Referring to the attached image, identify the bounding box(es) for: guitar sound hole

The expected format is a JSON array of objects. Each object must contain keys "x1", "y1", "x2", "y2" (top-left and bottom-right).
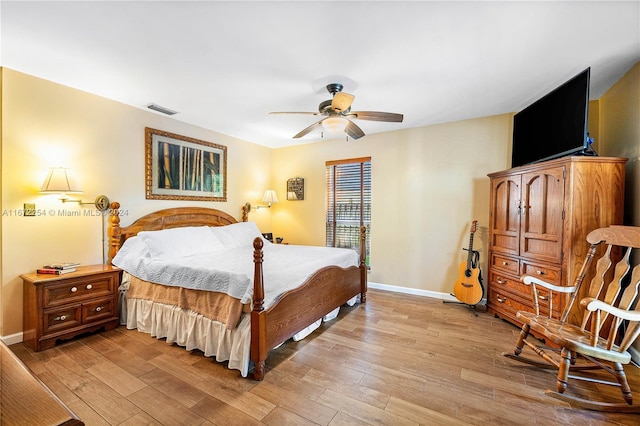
[{"x1": 465, "y1": 270, "x2": 472, "y2": 278}]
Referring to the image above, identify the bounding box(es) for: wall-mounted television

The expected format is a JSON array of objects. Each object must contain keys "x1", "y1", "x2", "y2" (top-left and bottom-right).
[{"x1": 511, "y1": 68, "x2": 594, "y2": 168}]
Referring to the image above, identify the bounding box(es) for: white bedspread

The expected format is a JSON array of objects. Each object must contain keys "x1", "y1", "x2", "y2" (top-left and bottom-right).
[{"x1": 112, "y1": 229, "x2": 359, "y2": 309}]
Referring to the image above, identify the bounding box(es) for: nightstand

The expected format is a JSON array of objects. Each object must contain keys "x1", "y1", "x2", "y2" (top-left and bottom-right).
[{"x1": 22, "y1": 264, "x2": 121, "y2": 352}]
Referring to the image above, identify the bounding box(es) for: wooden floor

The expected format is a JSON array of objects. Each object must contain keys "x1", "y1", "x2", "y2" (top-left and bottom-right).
[{"x1": 10, "y1": 289, "x2": 640, "y2": 425}]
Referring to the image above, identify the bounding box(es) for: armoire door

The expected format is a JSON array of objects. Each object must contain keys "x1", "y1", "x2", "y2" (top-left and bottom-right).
[
  {"x1": 519, "y1": 166, "x2": 565, "y2": 264},
  {"x1": 489, "y1": 174, "x2": 521, "y2": 256}
]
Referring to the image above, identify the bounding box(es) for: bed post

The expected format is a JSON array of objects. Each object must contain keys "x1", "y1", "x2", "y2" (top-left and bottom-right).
[
  {"x1": 107, "y1": 202, "x2": 122, "y2": 264},
  {"x1": 251, "y1": 237, "x2": 267, "y2": 380},
  {"x1": 241, "y1": 203, "x2": 250, "y2": 222},
  {"x1": 360, "y1": 225, "x2": 368, "y2": 303}
]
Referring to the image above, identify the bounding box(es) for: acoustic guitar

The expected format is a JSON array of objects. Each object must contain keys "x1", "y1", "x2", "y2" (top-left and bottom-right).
[{"x1": 453, "y1": 220, "x2": 483, "y2": 306}]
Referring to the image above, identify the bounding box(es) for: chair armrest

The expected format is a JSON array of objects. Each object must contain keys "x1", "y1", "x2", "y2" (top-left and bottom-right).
[
  {"x1": 582, "y1": 298, "x2": 640, "y2": 322},
  {"x1": 521, "y1": 275, "x2": 575, "y2": 293}
]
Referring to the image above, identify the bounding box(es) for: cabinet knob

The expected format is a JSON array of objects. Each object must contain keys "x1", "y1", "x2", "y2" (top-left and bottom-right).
[
  {"x1": 54, "y1": 315, "x2": 68, "y2": 321},
  {"x1": 502, "y1": 261, "x2": 509, "y2": 266},
  {"x1": 95, "y1": 306, "x2": 102, "y2": 312},
  {"x1": 70, "y1": 287, "x2": 78, "y2": 293},
  {"x1": 496, "y1": 295, "x2": 506, "y2": 303},
  {"x1": 86, "y1": 284, "x2": 93, "y2": 290},
  {"x1": 538, "y1": 294, "x2": 549, "y2": 301},
  {"x1": 496, "y1": 277, "x2": 506, "y2": 285},
  {"x1": 536, "y1": 270, "x2": 545, "y2": 275}
]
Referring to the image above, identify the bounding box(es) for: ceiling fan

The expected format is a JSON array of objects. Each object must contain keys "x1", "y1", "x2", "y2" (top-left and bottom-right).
[{"x1": 270, "y1": 83, "x2": 403, "y2": 140}]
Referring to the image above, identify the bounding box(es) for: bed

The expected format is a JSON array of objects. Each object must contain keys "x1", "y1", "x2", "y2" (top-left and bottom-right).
[{"x1": 107, "y1": 202, "x2": 367, "y2": 380}]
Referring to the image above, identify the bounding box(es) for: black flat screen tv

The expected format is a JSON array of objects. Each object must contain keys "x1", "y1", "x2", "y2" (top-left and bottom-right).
[{"x1": 511, "y1": 68, "x2": 593, "y2": 168}]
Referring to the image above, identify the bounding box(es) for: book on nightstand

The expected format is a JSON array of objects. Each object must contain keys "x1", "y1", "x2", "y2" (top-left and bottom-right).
[
  {"x1": 41, "y1": 262, "x2": 81, "y2": 270},
  {"x1": 36, "y1": 268, "x2": 77, "y2": 275}
]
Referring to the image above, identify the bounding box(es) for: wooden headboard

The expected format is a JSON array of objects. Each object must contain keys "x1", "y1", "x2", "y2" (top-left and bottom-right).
[{"x1": 107, "y1": 202, "x2": 248, "y2": 263}]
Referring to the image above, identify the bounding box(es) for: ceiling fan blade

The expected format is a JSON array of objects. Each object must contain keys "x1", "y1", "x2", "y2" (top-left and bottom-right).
[
  {"x1": 331, "y1": 92, "x2": 355, "y2": 112},
  {"x1": 293, "y1": 119, "x2": 325, "y2": 139},
  {"x1": 270, "y1": 111, "x2": 320, "y2": 115},
  {"x1": 349, "y1": 111, "x2": 404, "y2": 122},
  {"x1": 344, "y1": 120, "x2": 365, "y2": 140}
]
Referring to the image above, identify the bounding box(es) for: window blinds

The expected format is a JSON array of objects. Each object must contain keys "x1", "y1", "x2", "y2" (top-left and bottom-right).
[{"x1": 326, "y1": 157, "x2": 371, "y2": 267}]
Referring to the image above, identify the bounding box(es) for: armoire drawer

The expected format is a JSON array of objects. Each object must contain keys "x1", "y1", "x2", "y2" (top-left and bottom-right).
[
  {"x1": 521, "y1": 261, "x2": 561, "y2": 285},
  {"x1": 489, "y1": 280, "x2": 560, "y2": 318},
  {"x1": 490, "y1": 254, "x2": 520, "y2": 276}
]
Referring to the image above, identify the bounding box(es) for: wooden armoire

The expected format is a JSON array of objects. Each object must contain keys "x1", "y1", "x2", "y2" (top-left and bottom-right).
[{"x1": 487, "y1": 156, "x2": 626, "y2": 329}]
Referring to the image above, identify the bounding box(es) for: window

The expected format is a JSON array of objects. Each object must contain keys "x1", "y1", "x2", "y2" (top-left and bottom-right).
[{"x1": 326, "y1": 157, "x2": 371, "y2": 267}]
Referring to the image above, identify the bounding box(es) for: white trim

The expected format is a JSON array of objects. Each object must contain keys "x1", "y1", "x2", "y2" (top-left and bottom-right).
[
  {"x1": 1, "y1": 332, "x2": 23, "y2": 346},
  {"x1": 368, "y1": 281, "x2": 487, "y2": 305}
]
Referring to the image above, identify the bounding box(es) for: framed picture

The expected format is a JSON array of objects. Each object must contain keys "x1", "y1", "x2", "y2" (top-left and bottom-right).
[
  {"x1": 145, "y1": 127, "x2": 227, "y2": 201},
  {"x1": 287, "y1": 177, "x2": 304, "y2": 200}
]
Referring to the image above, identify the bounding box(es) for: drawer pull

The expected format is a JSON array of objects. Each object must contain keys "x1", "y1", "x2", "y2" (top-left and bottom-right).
[
  {"x1": 538, "y1": 295, "x2": 549, "y2": 301},
  {"x1": 95, "y1": 306, "x2": 103, "y2": 312},
  {"x1": 502, "y1": 261, "x2": 509, "y2": 266},
  {"x1": 496, "y1": 295, "x2": 506, "y2": 303},
  {"x1": 536, "y1": 270, "x2": 546, "y2": 275},
  {"x1": 54, "y1": 315, "x2": 68, "y2": 321},
  {"x1": 496, "y1": 277, "x2": 507, "y2": 285},
  {"x1": 86, "y1": 284, "x2": 93, "y2": 290},
  {"x1": 70, "y1": 287, "x2": 78, "y2": 293}
]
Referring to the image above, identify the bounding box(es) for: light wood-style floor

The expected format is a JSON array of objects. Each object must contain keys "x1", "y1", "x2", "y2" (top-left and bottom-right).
[{"x1": 10, "y1": 289, "x2": 640, "y2": 425}]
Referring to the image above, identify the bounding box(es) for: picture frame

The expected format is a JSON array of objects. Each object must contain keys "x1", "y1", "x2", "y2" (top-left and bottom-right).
[
  {"x1": 145, "y1": 127, "x2": 227, "y2": 201},
  {"x1": 287, "y1": 177, "x2": 304, "y2": 200}
]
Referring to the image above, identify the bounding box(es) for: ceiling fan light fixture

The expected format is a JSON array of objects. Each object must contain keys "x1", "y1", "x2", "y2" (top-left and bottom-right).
[{"x1": 322, "y1": 117, "x2": 348, "y2": 133}]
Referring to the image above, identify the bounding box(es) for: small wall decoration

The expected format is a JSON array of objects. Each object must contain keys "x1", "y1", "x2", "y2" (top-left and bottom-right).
[
  {"x1": 287, "y1": 177, "x2": 304, "y2": 201},
  {"x1": 145, "y1": 127, "x2": 227, "y2": 201}
]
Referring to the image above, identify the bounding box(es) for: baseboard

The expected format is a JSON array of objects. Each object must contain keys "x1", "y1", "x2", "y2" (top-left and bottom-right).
[
  {"x1": 0, "y1": 332, "x2": 23, "y2": 346},
  {"x1": 367, "y1": 281, "x2": 487, "y2": 305},
  {"x1": 0, "y1": 284, "x2": 470, "y2": 346}
]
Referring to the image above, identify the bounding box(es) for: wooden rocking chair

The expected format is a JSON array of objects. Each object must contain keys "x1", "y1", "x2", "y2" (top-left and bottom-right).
[{"x1": 503, "y1": 225, "x2": 640, "y2": 412}]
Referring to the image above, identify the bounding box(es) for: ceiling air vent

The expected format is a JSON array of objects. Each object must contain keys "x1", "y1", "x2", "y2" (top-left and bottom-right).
[{"x1": 146, "y1": 103, "x2": 178, "y2": 115}]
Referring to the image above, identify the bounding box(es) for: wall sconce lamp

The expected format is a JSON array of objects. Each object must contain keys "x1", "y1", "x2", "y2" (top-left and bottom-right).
[
  {"x1": 256, "y1": 189, "x2": 279, "y2": 209},
  {"x1": 40, "y1": 167, "x2": 110, "y2": 210},
  {"x1": 243, "y1": 189, "x2": 279, "y2": 218}
]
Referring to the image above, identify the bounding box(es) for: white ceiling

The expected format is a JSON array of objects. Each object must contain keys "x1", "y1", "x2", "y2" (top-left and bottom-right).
[{"x1": 2, "y1": 1, "x2": 639, "y2": 148}]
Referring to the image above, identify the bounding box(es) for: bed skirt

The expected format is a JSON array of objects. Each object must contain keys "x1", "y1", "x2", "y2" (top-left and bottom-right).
[
  {"x1": 126, "y1": 298, "x2": 253, "y2": 376},
  {"x1": 124, "y1": 296, "x2": 353, "y2": 377}
]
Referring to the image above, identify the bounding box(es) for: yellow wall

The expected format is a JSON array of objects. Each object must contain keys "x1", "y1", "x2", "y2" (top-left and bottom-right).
[
  {"x1": 599, "y1": 61, "x2": 640, "y2": 226},
  {"x1": 0, "y1": 69, "x2": 273, "y2": 338},
  {"x1": 0, "y1": 69, "x2": 3, "y2": 336},
  {"x1": 597, "y1": 61, "x2": 640, "y2": 360},
  {"x1": 271, "y1": 115, "x2": 512, "y2": 294}
]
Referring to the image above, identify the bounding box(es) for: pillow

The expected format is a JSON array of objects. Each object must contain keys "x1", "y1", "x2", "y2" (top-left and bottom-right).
[
  {"x1": 111, "y1": 236, "x2": 152, "y2": 270},
  {"x1": 138, "y1": 226, "x2": 224, "y2": 260},
  {"x1": 210, "y1": 221, "x2": 265, "y2": 249}
]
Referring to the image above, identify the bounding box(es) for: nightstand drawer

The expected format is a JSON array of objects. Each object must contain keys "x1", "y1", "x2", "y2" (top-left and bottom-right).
[
  {"x1": 82, "y1": 297, "x2": 116, "y2": 323},
  {"x1": 43, "y1": 306, "x2": 82, "y2": 335},
  {"x1": 43, "y1": 275, "x2": 116, "y2": 308}
]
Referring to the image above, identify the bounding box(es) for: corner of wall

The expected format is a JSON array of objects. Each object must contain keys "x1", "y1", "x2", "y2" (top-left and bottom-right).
[
  {"x1": 1, "y1": 66, "x2": 4, "y2": 337},
  {"x1": 588, "y1": 99, "x2": 600, "y2": 152}
]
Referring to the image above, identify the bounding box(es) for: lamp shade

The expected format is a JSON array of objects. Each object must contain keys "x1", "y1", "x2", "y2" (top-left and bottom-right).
[
  {"x1": 322, "y1": 116, "x2": 348, "y2": 132},
  {"x1": 40, "y1": 167, "x2": 83, "y2": 193},
  {"x1": 261, "y1": 189, "x2": 279, "y2": 204}
]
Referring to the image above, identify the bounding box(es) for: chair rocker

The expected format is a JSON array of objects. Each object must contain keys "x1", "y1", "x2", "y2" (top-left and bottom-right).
[{"x1": 503, "y1": 225, "x2": 640, "y2": 412}]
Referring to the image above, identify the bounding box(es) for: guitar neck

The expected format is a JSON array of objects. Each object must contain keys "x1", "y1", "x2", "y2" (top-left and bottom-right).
[{"x1": 466, "y1": 233, "x2": 475, "y2": 268}]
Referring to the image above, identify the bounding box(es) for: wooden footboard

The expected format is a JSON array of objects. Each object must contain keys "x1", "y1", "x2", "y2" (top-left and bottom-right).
[{"x1": 250, "y1": 226, "x2": 367, "y2": 380}]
